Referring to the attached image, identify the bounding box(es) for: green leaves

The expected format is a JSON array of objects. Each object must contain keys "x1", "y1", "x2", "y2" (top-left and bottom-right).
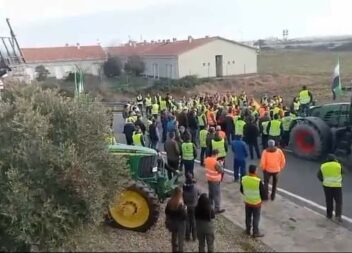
[{"x1": 0, "y1": 84, "x2": 128, "y2": 251}]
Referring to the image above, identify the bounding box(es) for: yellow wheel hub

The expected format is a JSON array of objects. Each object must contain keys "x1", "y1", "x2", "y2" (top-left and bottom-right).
[{"x1": 109, "y1": 190, "x2": 150, "y2": 229}]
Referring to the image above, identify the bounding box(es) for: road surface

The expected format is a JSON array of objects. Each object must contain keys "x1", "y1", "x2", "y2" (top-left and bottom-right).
[{"x1": 113, "y1": 113, "x2": 352, "y2": 221}]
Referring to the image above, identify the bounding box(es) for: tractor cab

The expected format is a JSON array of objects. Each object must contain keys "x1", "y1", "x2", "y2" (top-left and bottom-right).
[{"x1": 308, "y1": 102, "x2": 350, "y2": 128}]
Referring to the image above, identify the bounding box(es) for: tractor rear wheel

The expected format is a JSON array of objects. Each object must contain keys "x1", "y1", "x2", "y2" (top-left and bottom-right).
[
  {"x1": 290, "y1": 119, "x2": 331, "y2": 160},
  {"x1": 108, "y1": 182, "x2": 160, "y2": 232}
]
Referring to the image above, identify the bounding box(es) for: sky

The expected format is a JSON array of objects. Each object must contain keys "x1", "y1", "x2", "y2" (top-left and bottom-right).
[{"x1": 0, "y1": 0, "x2": 351, "y2": 47}]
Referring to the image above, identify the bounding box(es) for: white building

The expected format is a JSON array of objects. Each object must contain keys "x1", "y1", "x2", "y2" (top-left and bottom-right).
[
  {"x1": 21, "y1": 44, "x2": 106, "y2": 81},
  {"x1": 106, "y1": 36, "x2": 257, "y2": 79}
]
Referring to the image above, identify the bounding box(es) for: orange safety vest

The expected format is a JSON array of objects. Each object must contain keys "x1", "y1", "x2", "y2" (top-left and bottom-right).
[
  {"x1": 207, "y1": 111, "x2": 216, "y2": 126},
  {"x1": 204, "y1": 157, "x2": 222, "y2": 182}
]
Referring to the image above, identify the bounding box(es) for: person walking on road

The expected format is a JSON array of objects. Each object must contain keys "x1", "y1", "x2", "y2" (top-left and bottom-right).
[
  {"x1": 244, "y1": 118, "x2": 261, "y2": 160},
  {"x1": 204, "y1": 150, "x2": 225, "y2": 214},
  {"x1": 231, "y1": 136, "x2": 248, "y2": 182},
  {"x1": 317, "y1": 154, "x2": 344, "y2": 222},
  {"x1": 206, "y1": 127, "x2": 216, "y2": 157},
  {"x1": 165, "y1": 187, "x2": 187, "y2": 253},
  {"x1": 199, "y1": 125, "x2": 209, "y2": 166},
  {"x1": 180, "y1": 133, "x2": 197, "y2": 177},
  {"x1": 195, "y1": 193, "x2": 216, "y2": 252},
  {"x1": 164, "y1": 132, "x2": 181, "y2": 180},
  {"x1": 240, "y1": 165, "x2": 266, "y2": 237},
  {"x1": 183, "y1": 173, "x2": 200, "y2": 241},
  {"x1": 234, "y1": 116, "x2": 246, "y2": 139},
  {"x1": 260, "y1": 139, "x2": 286, "y2": 201}
]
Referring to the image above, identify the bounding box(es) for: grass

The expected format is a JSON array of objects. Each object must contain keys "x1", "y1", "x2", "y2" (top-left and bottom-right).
[
  {"x1": 105, "y1": 74, "x2": 152, "y2": 94},
  {"x1": 258, "y1": 49, "x2": 352, "y2": 76}
]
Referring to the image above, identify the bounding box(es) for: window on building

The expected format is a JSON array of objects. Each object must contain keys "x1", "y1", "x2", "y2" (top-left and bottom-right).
[
  {"x1": 203, "y1": 63, "x2": 206, "y2": 66},
  {"x1": 232, "y1": 60, "x2": 235, "y2": 64}
]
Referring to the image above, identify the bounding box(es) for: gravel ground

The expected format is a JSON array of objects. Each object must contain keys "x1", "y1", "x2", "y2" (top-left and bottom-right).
[{"x1": 59, "y1": 205, "x2": 272, "y2": 252}]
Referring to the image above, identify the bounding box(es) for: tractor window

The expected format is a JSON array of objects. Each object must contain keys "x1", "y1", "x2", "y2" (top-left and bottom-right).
[
  {"x1": 138, "y1": 156, "x2": 157, "y2": 178},
  {"x1": 339, "y1": 104, "x2": 350, "y2": 127}
]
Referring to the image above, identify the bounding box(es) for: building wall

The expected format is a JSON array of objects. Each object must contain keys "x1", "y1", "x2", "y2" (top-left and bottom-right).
[
  {"x1": 142, "y1": 56, "x2": 179, "y2": 79},
  {"x1": 25, "y1": 60, "x2": 104, "y2": 80},
  {"x1": 178, "y1": 39, "x2": 257, "y2": 78}
]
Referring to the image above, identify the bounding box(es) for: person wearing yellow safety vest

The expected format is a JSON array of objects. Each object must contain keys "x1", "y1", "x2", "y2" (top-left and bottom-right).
[
  {"x1": 281, "y1": 111, "x2": 293, "y2": 147},
  {"x1": 291, "y1": 97, "x2": 300, "y2": 115},
  {"x1": 151, "y1": 100, "x2": 159, "y2": 119},
  {"x1": 210, "y1": 132, "x2": 228, "y2": 181},
  {"x1": 317, "y1": 154, "x2": 344, "y2": 222},
  {"x1": 180, "y1": 133, "x2": 197, "y2": 177},
  {"x1": 144, "y1": 94, "x2": 152, "y2": 116},
  {"x1": 235, "y1": 116, "x2": 246, "y2": 139},
  {"x1": 199, "y1": 125, "x2": 209, "y2": 166},
  {"x1": 197, "y1": 110, "x2": 207, "y2": 130},
  {"x1": 298, "y1": 85, "x2": 313, "y2": 116},
  {"x1": 240, "y1": 165, "x2": 266, "y2": 237},
  {"x1": 259, "y1": 112, "x2": 271, "y2": 149},
  {"x1": 132, "y1": 126, "x2": 145, "y2": 147},
  {"x1": 266, "y1": 114, "x2": 283, "y2": 147},
  {"x1": 160, "y1": 98, "x2": 168, "y2": 113},
  {"x1": 204, "y1": 149, "x2": 225, "y2": 214}
]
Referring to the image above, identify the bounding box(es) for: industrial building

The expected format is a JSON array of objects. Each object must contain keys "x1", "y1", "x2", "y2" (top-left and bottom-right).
[{"x1": 106, "y1": 36, "x2": 258, "y2": 79}]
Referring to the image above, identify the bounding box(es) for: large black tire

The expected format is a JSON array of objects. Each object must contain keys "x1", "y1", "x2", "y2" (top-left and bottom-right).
[
  {"x1": 290, "y1": 117, "x2": 331, "y2": 160},
  {"x1": 108, "y1": 181, "x2": 160, "y2": 232}
]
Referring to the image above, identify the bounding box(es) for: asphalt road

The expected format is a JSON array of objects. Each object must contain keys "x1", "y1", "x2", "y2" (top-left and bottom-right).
[{"x1": 113, "y1": 113, "x2": 352, "y2": 220}]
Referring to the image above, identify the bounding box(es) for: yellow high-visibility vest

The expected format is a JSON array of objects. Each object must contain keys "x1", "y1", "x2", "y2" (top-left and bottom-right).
[
  {"x1": 281, "y1": 116, "x2": 292, "y2": 131},
  {"x1": 145, "y1": 97, "x2": 152, "y2": 107},
  {"x1": 269, "y1": 119, "x2": 281, "y2": 136},
  {"x1": 261, "y1": 121, "x2": 269, "y2": 135},
  {"x1": 235, "y1": 120, "x2": 246, "y2": 136},
  {"x1": 151, "y1": 103, "x2": 159, "y2": 115},
  {"x1": 199, "y1": 129, "x2": 208, "y2": 148},
  {"x1": 132, "y1": 132, "x2": 143, "y2": 146},
  {"x1": 242, "y1": 175, "x2": 261, "y2": 205},
  {"x1": 212, "y1": 139, "x2": 226, "y2": 158},
  {"x1": 299, "y1": 90, "x2": 311, "y2": 104},
  {"x1": 182, "y1": 142, "x2": 194, "y2": 160},
  {"x1": 321, "y1": 161, "x2": 342, "y2": 187}
]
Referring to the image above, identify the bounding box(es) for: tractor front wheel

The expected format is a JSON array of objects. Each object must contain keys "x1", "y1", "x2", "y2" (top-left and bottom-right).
[
  {"x1": 108, "y1": 182, "x2": 160, "y2": 232},
  {"x1": 290, "y1": 120, "x2": 330, "y2": 160}
]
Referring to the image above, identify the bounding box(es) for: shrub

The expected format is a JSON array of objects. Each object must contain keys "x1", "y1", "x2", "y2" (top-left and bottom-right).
[
  {"x1": 103, "y1": 56, "x2": 122, "y2": 78},
  {"x1": 124, "y1": 55, "x2": 145, "y2": 76},
  {"x1": 35, "y1": 65, "x2": 50, "y2": 81},
  {"x1": 0, "y1": 84, "x2": 128, "y2": 251}
]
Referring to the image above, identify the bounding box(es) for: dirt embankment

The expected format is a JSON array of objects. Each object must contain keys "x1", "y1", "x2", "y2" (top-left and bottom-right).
[{"x1": 59, "y1": 204, "x2": 271, "y2": 252}]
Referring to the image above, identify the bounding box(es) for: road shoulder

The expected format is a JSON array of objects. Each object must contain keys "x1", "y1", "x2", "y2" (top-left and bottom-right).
[{"x1": 194, "y1": 163, "x2": 352, "y2": 252}]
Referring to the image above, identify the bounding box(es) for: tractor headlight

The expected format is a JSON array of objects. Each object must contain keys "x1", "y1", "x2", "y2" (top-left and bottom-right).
[{"x1": 152, "y1": 166, "x2": 158, "y2": 172}]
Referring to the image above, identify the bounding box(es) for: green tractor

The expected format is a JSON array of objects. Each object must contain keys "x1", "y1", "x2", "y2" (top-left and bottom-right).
[
  {"x1": 289, "y1": 102, "x2": 352, "y2": 161},
  {"x1": 106, "y1": 144, "x2": 179, "y2": 232}
]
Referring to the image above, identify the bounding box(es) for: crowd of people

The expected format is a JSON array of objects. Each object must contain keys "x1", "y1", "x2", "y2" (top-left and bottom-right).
[{"x1": 119, "y1": 86, "x2": 344, "y2": 253}]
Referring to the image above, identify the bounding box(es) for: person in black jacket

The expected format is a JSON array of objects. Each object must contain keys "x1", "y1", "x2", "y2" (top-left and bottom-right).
[
  {"x1": 165, "y1": 187, "x2": 187, "y2": 253},
  {"x1": 244, "y1": 118, "x2": 261, "y2": 160},
  {"x1": 188, "y1": 109, "x2": 199, "y2": 146},
  {"x1": 195, "y1": 193, "x2": 215, "y2": 253},
  {"x1": 183, "y1": 173, "x2": 200, "y2": 241},
  {"x1": 148, "y1": 118, "x2": 159, "y2": 150},
  {"x1": 123, "y1": 121, "x2": 135, "y2": 145},
  {"x1": 134, "y1": 115, "x2": 146, "y2": 134}
]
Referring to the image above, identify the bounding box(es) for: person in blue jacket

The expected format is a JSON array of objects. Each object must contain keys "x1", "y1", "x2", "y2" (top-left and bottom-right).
[{"x1": 231, "y1": 135, "x2": 248, "y2": 182}]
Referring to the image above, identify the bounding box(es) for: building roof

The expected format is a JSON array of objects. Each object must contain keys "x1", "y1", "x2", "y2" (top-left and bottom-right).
[
  {"x1": 21, "y1": 45, "x2": 106, "y2": 63},
  {"x1": 106, "y1": 36, "x2": 256, "y2": 57}
]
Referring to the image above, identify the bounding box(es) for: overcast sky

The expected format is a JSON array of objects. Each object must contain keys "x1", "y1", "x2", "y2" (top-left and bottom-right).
[{"x1": 0, "y1": 0, "x2": 351, "y2": 47}]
